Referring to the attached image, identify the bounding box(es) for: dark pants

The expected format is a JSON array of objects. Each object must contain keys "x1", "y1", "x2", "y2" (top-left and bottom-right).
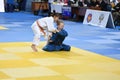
[
  {"x1": 48, "y1": 3, "x2": 51, "y2": 16},
  {"x1": 112, "y1": 12, "x2": 120, "y2": 26},
  {"x1": 6, "y1": 4, "x2": 14, "y2": 12},
  {"x1": 43, "y1": 44, "x2": 71, "y2": 51}
]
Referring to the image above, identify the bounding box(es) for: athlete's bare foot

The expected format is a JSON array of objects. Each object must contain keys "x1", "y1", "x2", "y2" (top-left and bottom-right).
[{"x1": 31, "y1": 44, "x2": 38, "y2": 52}]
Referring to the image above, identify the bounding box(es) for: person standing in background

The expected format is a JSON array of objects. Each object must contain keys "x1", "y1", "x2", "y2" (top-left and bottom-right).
[
  {"x1": 5, "y1": 0, "x2": 15, "y2": 12},
  {"x1": 78, "y1": 0, "x2": 84, "y2": 7},
  {"x1": 84, "y1": 0, "x2": 91, "y2": 7},
  {"x1": 48, "y1": 0, "x2": 54, "y2": 16},
  {"x1": 68, "y1": 0, "x2": 75, "y2": 6},
  {"x1": 112, "y1": 0, "x2": 120, "y2": 25},
  {"x1": 90, "y1": 0, "x2": 98, "y2": 7},
  {"x1": 64, "y1": 0, "x2": 68, "y2": 4},
  {"x1": 17, "y1": 0, "x2": 23, "y2": 11},
  {"x1": 113, "y1": 0, "x2": 120, "y2": 11},
  {"x1": 96, "y1": 0, "x2": 108, "y2": 11}
]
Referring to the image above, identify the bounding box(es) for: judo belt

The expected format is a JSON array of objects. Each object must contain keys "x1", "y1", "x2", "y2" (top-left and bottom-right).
[{"x1": 36, "y1": 20, "x2": 46, "y2": 36}]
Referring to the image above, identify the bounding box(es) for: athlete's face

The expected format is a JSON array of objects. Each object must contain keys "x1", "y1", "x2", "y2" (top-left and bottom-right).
[{"x1": 58, "y1": 23, "x2": 64, "y2": 30}]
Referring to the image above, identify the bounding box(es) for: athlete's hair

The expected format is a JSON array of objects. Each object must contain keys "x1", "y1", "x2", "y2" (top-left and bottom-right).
[
  {"x1": 56, "y1": 20, "x2": 64, "y2": 26},
  {"x1": 51, "y1": 10, "x2": 60, "y2": 17}
]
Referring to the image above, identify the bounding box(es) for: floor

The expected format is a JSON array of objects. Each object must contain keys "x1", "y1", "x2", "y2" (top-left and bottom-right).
[{"x1": 0, "y1": 12, "x2": 120, "y2": 80}]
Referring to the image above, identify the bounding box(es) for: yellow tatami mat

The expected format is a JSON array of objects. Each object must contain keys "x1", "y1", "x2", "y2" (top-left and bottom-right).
[
  {"x1": 0, "y1": 42, "x2": 120, "y2": 80},
  {"x1": 0, "y1": 26, "x2": 8, "y2": 30}
]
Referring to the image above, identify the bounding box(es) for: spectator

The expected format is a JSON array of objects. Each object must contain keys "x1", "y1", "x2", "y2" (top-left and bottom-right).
[
  {"x1": 68, "y1": 0, "x2": 75, "y2": 6},
  {"x1": 113, "y1": 0, "x2": 120, "y2": 12},
  {"x1": 84, "y1": 0, "x2": 91, "y2": 7},
  {"x1": 96, "y1": 0, "x2": 108, "y2": 11},
  {"x1": 5, "y1": 0, "x2": 15, "y2": 12},
  {"x1": 110, "y1": 0, "x2": 116, "y2": 8},
  {"x1": 112, "y1": 0, "x2": 120, "y2": 25},
  {"x1": 48, "y1": 0, "x2": 54, "y2": 16},
  {"x1": 78, "y1": 0, "x2": 84, "y2": 7},
  {"x1": 17, "y1": 0, "x2": 23, "y2": 11},
  {"x1": 90, "y1": 0, "x2": 98, "y2": 7}
]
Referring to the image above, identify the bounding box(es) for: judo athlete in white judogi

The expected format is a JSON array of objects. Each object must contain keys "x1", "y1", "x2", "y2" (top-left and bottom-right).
[{"x1": 31, "y1": 14, "x2": 59, "y2": 52}]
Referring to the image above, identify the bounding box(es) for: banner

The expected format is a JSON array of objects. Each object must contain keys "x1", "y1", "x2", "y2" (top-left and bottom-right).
[
  {"x1": 62, "y1": 6, "x2": 71, "y2": 16},
  {"x1": 51, "y1": 4, "x2": 63, "y2": 13},
  {"x1": 83, "y1": 9, "x2": 115, "y2": 28},
  {"x1": 0, "y1": 0, "x2": 5, "y2": 12}
]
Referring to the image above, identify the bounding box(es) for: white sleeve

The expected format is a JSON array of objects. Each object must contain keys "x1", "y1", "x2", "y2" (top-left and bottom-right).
[{"x1": 46, "y1": 19, "x2": 56, "y2": 32}]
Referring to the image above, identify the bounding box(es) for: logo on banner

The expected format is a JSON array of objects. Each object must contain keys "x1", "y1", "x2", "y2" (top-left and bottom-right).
[
  {"x1": 87, "y1": 13, "x2": 92, "y2": 23},
  {"x1": 99, "y1": 14, "x2": 104, "y2": 24}
]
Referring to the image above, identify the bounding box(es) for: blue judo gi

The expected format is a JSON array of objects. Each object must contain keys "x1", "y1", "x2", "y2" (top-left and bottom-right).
[{"x1": 43, "y1": 29, "x2": 71, "y2": 51}]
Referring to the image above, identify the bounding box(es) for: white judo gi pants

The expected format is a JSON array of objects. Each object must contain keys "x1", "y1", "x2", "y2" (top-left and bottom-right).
[{"x1": 31, "y1": 22, "x2": 44, "y2": 46}]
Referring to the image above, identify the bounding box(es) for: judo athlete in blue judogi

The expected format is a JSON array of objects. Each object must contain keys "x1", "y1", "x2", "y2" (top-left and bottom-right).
[{"x1": 43, "y1": 20, "x2": 71, "y2": 51}]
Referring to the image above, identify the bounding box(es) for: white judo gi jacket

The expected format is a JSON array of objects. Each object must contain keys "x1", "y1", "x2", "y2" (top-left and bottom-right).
[{"x1": 31, "y1": 17, "x2": 56, "y2": 46}]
